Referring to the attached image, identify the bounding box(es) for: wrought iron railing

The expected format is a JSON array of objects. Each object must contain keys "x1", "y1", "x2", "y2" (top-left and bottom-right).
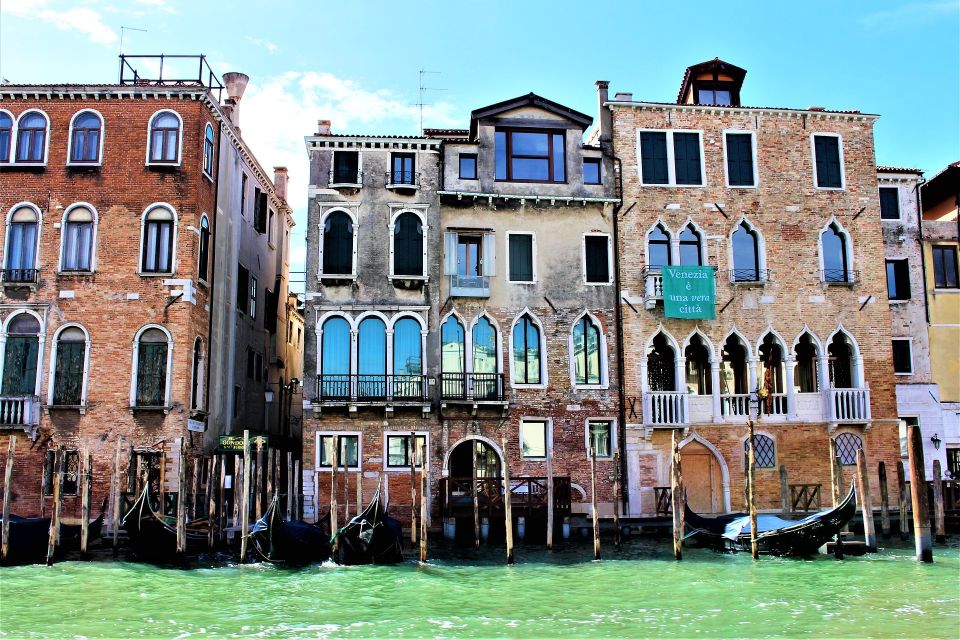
[
  {"x1": 328, "y1": 169, "x2": 363, "y2": 187},
  {"x1": 315, "y1": 374, "x2": 428, "y2": 403},
  {"x1": 1, "y1": 268, "x2": 39, "y2": 284},
  {"x1": 439, "y1": 373, "x2": 505, "y2": 402},
  {"x1": 821, "y1": 269, "x2": 860, "y2": 284},
  {"x1": 728, "y1": 268, "x2": 771, "y2": 284},
  {"x1": 118, "y1": 54, "x2": 224, "y2": 101},
  {"x1": 385, "y1": 170, "x2": 420, "y2": 187}
]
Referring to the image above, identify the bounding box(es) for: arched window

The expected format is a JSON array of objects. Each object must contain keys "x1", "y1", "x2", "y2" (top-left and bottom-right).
[
  {"x1": 828, "y1": 331, "x2": 856, "y2": 389},
  {"x1": 149, "y1": 111, "x2": 181, "y2": 164},
  {"x1": 357, "y1": 317, "x2": 386, "y2": 398},
  {"x1": 61, "y1": 205, "x2": 95, "y2": 272},
  {"x1": 202, "y1": 123, "x2": 215, "y2": 176},
  {"x1": 16, "y1": 111, "x2": 47, "y2": 163},
  {"x1": 679, "y1": 224, "x2": 703, "y2": 266},
  {"x1": 512, "y1": 314, "x2": 542, "y2": 385},
  {"x1": 69, "y1": 111, "x2": 102, "y2": 164},
  {"x1": 685, "y1": 334, "x2": 712, "y2": 395},
  {"x1": 731, "y1": 221, "x2": 760, "y2": 282},
  {"x1": 572, "y1": 315, "x2": 602, "y2": 386},
  {"x1": 440, "y1": 316, "x2": 465, "y2": 398},
  {"x1": 393, "y1": 211, "x2": 424, "y2": 277},
  {"x1": 473, "y1": 316, "x2": 499, "y2": 399},
  {"x1": 821, "y1": 222, "x2": 850, "y2": 283},
  {"x1": 53, "y1": 326, "x2": 86, "y2": 406},
  {"x1": 320, "y1": 316, "x2": 350, "y2": 398},
  {"x1": 198, "y1": 215, "x2": 210, "y2": 282},
  {"x1": 794, "y1": 333, "x2": 819, "y2": 393},
  {"x1": 141, "y1": 205, "x2": 175, "y2": 273},
  {"x1": 5, "y1": 206, "x2": 39, "y2": 282},
  {"x1": 393, "y1": 317, "x2": 422, "y2": 398},
  {"x1": 720, "y1": 334, "x2": 749, "y2": 396},
  {"x1": 190, "y1": 337, "x2": 204, "y2": 411},
  {"x1": 0, "y1": 112, "x2": 14, "y2": 162},
  {"x1": 647, "y1": 224, "x2": 672, "y2": 269},
  {"x1": 744, "y1": 434, "x2": 775, "y2": 468},
  {"x1": 833, "y1": 432, "x2": 863, "y2": 466},
  {"x1": 646, "y1": 333, "x2": 676, "y2": 392},
  {"x1": 322, "y1": 211, "x2": 354, "y2": 276},
  {"x1": 135, "y1": 328, "x2": 169, "y2": 407},
  {"x1": 758, "y1": 334, "x2": 785, "y2": 394},
  {"x1": 2, "y1": 314, "x2": 41, "y2": 396}
]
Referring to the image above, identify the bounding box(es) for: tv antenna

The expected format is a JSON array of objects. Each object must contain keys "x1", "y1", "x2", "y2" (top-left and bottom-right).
[
  {"x1": 120, "y1": 26, "x2": 147, "y2": 56},
  {"x1": 415, "y1": 69, "x2": 445, "y2": 135}
]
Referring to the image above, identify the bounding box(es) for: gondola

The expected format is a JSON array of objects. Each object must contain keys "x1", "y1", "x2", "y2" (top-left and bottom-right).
[
  {"x1": 248, "y1": 495, "x2": 330, "y2": 565},
  {"x1": 121, "y1": 485, "x2": 210, "y2": 561},
  {"x1": 333, "y1": 482, "x2": 404, "y2": 565},
  {"x1": 1, "y1": 498, "x2": 106, "y2": 566},
  {"x1": 683, "y1": 483, "x2": 858, "y2": 556}
]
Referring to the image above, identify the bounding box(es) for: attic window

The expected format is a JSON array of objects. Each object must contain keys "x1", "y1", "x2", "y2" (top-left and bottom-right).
[
  {"x1": 495, "y1": 129, "x2": 565, "y2": 183},
  {"x1": 697, "y1": 87, "x2": 732, "y2": 106}
]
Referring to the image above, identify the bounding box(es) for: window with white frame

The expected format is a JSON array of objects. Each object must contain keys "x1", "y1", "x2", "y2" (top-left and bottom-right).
[
  {"x1": 879, "y1": 187, "x2": 900, "y2": 220},
  {"x1": 724, "y1": 131, "x2": 756, "y2": 187},
  {"x1": 512, "y1": 313, "x2": 543, "y2": 385},
  {"x1": 321, "y1": 210, "x2": 355, "y2": 276},
  {"x1": 572, "y1": 314, "x2": 604, "y2": 386},
  {"x1": 520, "y1": 419, "x2": 548, "y2": 459},
  {"x1": 821, "y1": 221, "x2": 853, "y2": 283},
  {"x1": 5, "y1": 204, "x2": 40, "y2": 282},
  {"x1": 141, "y1": 205, "x2": 175, "y2": 274},
  {"x1": 134, "y1": 327, "x2": 170, "y2": 407},
  {"x1": 885, "y1": 259, "x2": 910, "y2": 301},
  {"x1": 202, "y1": 123, "x2": 215, "y2": 177},
  {"x1": 2, "y1": 313, "x2": 42, "y2": 396},
  {"x1": 392, "y1": 211, "x2": 425, "y2": 277},
  {"x1": 68, "y1": 111, "x2": 103, "y2": 165},
  {"x1": 507, "y1": 232, "x2": 535, "y2": 283},
  {"x1": 148, "y1": 111, "x2": 181, "y2": 164},
  {"x1": 0, "y1": 111, "x2": 12, "y2": 162},
  {"x1": 331, "y1": 151, "x2": 360, "y2": 185},
  {"x1": 52, "y1": 326, "x2": 87, "y2": 406},
  {"x1": 583, "y1": 234, "x2": 611, "y2": 284},
  {"x1": 647, "y1": 223, "x2": 672, "y2": 269},
  {"x1": 445, "y1": 231, "x2": 495, "y2": 294},
  {"x1": 16, "y1": 111, "x2": 48, "y2": 164},
  {"x1": 731, "y1": 220, "x2": 762, "y2": 282},
  {"x1": 679, "y1": 223, "x2": 703, "y2": 266},
  {"x1": 385, "y1": 434, "x2": 427, "y2": 469},
  {"x1": 587, "y1": 420, "x2": 613, "y2": 458},
  {"x1": 812, "y1": 134, "x2": 844, "y2": 189},
  {"x1": 638, "y1": 130, "x2": 704, "y2": 186},
  {"x1": 317, "y1": 433, "x2": 360, "y2": 468},
  {"x1": 61, "y1": 205, "x2": 95, "y2": 272}
]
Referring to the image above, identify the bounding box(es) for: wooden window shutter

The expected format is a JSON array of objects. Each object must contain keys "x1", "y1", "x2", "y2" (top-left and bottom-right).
[
  {"x1": 640, "y1": 132, "x2": 668, "y2": 184},
  {"x1": 673, "y1": 133, "x2": 702, "y2": 185},
  {"x1": 443, "y1": 232, "x2": 457, "y2": 275}
]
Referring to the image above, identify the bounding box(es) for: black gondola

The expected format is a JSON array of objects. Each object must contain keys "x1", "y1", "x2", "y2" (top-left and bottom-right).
[
  {"x1": 1, "y1": 499, "x2": 106, "y2": 566},
  {"x1": 121, "y1": 485, "x2": 209, "y2": 561},
  {"x1": 683, "y1": 483, "x2": 858, "y2": 556},
  {"x1": 333, "y1": 482, "x2": 403, "y2": 565},
  {"x1": 248, "y1": 495, "x2": 330, "y2": 565}
]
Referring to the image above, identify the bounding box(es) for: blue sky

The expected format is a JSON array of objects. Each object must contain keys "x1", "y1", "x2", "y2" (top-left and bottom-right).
[{"x1": 2, "y1": 0, "x2": 957, "y2": 289}]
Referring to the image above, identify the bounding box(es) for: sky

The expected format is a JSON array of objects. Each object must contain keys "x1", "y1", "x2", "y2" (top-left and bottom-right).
[{"x1": 1, "y1": 0, "x2": 958, "y2": 291}]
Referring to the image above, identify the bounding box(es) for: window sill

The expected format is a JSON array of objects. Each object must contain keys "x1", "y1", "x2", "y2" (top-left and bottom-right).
[
  {"x1": 197, "y1": 278, "x2": 209, "y2": 289},
  {"x1": 888, "y1": 299, "x2": 910, "y2": 304},
  {"x1": 725, "y1": 183, "x2": 758, "y2": 189},
  {"x1": 822, "y1": 281, "x2": 857, "y2": 287},
  {"x1": 43, "y1": 404, "x2": 87, "y2": 415},
  {"x1": 894, "y1": 372, "x2": 913, "y2": 376},
  {"x1": 58, "y1": 270, "x2": 95, "y2": 276},
  {"x1": 511, "y1": 384, "x2": 548, "y2": 390},
  {"x1": 0, "y1": 281, "x2": 40, "y2": 290},
  {"x1": 639, "y1": 182, "x2": 705, "y2": 188},
  {"x1": 584, "y1": 281, "x2": 613, "y2": 286},
  {"x1": 3, "y1": 161, "x2": 47, "y2": 169},
  {"x1": 520, "y1": 456, "x2": 547, "y2": 461},
  {"x1": 507, "y1": 280, "x2": 537, "y2": 285},
  {"x1": 573, "y1": 384, "x2": 609, "y2": 391},
  {"x1": 66, "y1": 162, "x2": 102, "y2": 169},
  {"x1": 138, "y1": 271, "x2": 176, "y2": 277},
  {"x1": 128, "y1": 405, "x2": 172, "y2": 414},
  {"x1": 814, "y1": 186, "x2": 845, "y2": 192},
  {"x1": 202, "y1": 170, "x2": 214, "y2": 183},
  {"x1": 145, "y1": 161, "x2": 182, "y2": 169},
  {"x1": 328, "y1": 182, "x2": 363, "y2": 189},
  {"x1": 932, "y1": 288, "x2": 960, "y2": 294},
  {"x1": 495, "y1": 179, "x2": 568, "y2": 185},
  {"x1": 314, "y1": 467, "x2": 361, "y2": 473}
]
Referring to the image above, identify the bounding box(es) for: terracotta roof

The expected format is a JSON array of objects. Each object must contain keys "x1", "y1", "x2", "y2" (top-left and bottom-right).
[
  {"x1": 877, "y1": 165, "x2": 923, "y2": 174},
  {"x1": 423, "y1": 128, "x2": 469, "y2": 139}
]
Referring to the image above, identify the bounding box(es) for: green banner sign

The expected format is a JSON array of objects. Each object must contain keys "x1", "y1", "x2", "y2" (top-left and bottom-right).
[
  {"x1": 662, "y1": 266, "x2": 716, "y2": 319},
  {"x1": 218, "y1": 434, "x2": 269, "y2": 452}
]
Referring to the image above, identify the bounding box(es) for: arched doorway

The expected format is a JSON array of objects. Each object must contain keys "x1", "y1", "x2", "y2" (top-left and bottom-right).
[
  {"x1": 681, "y1": 440, "x2": 725, "y2": 514},
  {"x1": 445, "y1": 438, "x2": 505, "y2": 544},
  {"x1": 448, "y1": 438, "x2": 501, "y2": 479}
]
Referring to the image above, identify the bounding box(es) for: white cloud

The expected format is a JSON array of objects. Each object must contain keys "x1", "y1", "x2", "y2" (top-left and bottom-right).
[
  {"x1": 2, "y1": 0, "x2": 118, "y2": 45},
  {"x1": 245, "y1": 37, "x2": 278, "y2": 54},
  {"x1": 860, "y1": 1, "x2": 957, "y2": 29},
  {"x1": 132, "y1": 0, "x2": 176, "y2": 13}
]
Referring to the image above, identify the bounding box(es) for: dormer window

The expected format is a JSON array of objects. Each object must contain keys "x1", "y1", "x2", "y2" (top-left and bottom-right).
[
  {"x1": 697, "y1": 87, "x2": 732, "y2": 106},
  {"x1": 495, "y1": 129, "x2": 565, "y2": 183},
  {"x1": 678, "y1": 58, "x2": 746, "y2": 107}
]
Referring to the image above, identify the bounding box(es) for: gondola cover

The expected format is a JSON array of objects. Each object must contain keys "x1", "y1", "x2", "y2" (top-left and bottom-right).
[
  {"x1": 249, "y1": 496, "x2": 330, "y2": 565},
  {"x1": 333, "y1": 483, "x2": 403, "y2": 565}
]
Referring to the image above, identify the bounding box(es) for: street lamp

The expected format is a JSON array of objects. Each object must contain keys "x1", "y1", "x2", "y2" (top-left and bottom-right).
[{"x1": 931, "y1": 433, "x2": 941, "y2": 450}]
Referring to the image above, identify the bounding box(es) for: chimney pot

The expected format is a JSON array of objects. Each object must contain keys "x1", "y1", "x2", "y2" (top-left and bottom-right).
[
  {"x1": 317, "y1": 120, "x2": 332, "y2": 135},
  {"x1": 273, "y1": 167, "x2": 289, "y2": 202},
  {"x1": 222, "y1": 72, "x2": 249, "y2": 101}
]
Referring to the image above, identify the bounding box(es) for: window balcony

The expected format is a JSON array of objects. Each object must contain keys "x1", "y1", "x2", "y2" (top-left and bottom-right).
[
  {"x1": 315, "y1": 374, "x2": 430, "y2": 407},
  {"x1": 720, "y1": 393, "x2": 751, "y2": 418},
  {"x1": 720, "y1": 392, "x2": 788, "y2": 419},
  {"x1": 327, "y1": 169, "x2": 363, "y2": 189},
  {"x1": 0, "y1": 396, "x2": 40, "y2": 428},
  {"x1": 821, "y1": 269, "x2": 860, "y2": 286},
  {"x1": 643, "y1": 391, "x2": 688, "y2": 426},
  {"x1": 439, "y1": 373, "x2": 506, "y2": 404},
  {"x1": 1, "y1": 268, "x2": 39, "y2": 287},
  {"x1": 449, "y1": 274, "x2": 490, "y2": 298},
  {"x1": 829, "y1": 387, "x2": 871, "y2": 422},
  {"x1": 642, "y1": 268, "x2": 663, "y2": 309},
  {"x1": 384, "y1": 170, "x2": 420, "y2": 191},
  {"x1": 728, "y1": 269, "x2": 771, "y2": 285}
]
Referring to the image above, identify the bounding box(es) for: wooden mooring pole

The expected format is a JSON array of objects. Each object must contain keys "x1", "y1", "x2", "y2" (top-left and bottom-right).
[
  {"x1": 190, "y1": 454, "x2": 200, "y2": 520},
  {"x1": 330, "y1": 436, "x2": 339, "y2": 559},
  {"x1": 255, "y1": 438, "x2": 264, "y2": 520},
  {"x1": 932, "y1": 460, "x2": 946, "y2": 544},
  {"x1": 472, "y1": 442, "x2": 480, "y2": 549},
  {"x1": 46, "y1": 447, "x2": 64, "y2": 566},
  {"x1": 829, "y1": 439, "x2": 843, "y2": 559},
  {"x1": 906, "y1": 424, "x2": 932, "y2": 562},
  {"x1": 207, "y1": 455, "x2": 217, "y2": 549},
  {"x1": 546, "y1": 448, "x2": 554, "y2": 551},
  {"x1": 218, "y1": 455, "x2": 227, "y2": 542},
  {"x1": 779, "y1": 465, "x2": 790, "y2": 516},
  {"x1": 232, "y1": 454, "x2": 241, "y2": 528},
  {"x1": 878, "y1": 461, "x2": 892, "y2": 539},
  {"x1": 855, "y1": 449, "x2": 876, "y2": 552},
  {"x1": 356, "y1": 471, "x2": 363, "y2": 517},
  {"x1": 501, "y1": 437, "x2": 514, "y2": 565},
  {"x1": 747, "y1": 421, "x2": 758, "y2": 560},
  {"x1": 111, "y1": 439, "x2": 122, "y2": 553},
  {"x1": 613, "y1": 450, "x2": 622, "y2": 551},
  {"x1": 176, "y1": 437, "x2": 187, "y2": 556},
  {"x1": 670, "y1": 430, "x2": 683, "y2": 561},
  {"x1": 420, "y1": 441, "x2": 428, "y2": 563},
  {"x1": 897, "y1": 459, "x2": 909, "y2": 541},
  {"x1": 159, "y1": 446, "x2": 167, "y2": 515},
  {"x1": 286, "y1": 451, "x2": 294, "y2": 521},
  {"x1": 80, "y1": 447, "x2": 91, "y2": 556},
  {"x1": 292, "y1": 459, "x2": 300, "y2": 521},
  {"x1": 590, "y1": 445, "x2": 600, "y2": 560},
  {"x1": 240, "y1": 430, "x2": 252, "y2": 563},
  {"x1": 409, "y1": 432, "x2": 417, "y2": 546},
  {"x1": 2, "y1": 435, "x2": 16, "y2": 563}
]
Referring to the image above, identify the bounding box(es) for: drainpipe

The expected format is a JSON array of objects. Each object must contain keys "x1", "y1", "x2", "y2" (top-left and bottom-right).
[{"x1": 204, "y1": 121, "x2": 223, "y2": 448}]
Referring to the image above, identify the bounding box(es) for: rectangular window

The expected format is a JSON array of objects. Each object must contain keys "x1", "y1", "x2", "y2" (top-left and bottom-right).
[
  {"x1": 318, "y1": 434, "x2": 359, "y2": 468},
  {"x1": 639, "y1": 130, "x2": 704, "y2": 186},
  {"x1": 240, "y1": 173, "x2": 248, "y2": 217},
  {"x1": 236, "y1": 264, "x2": 249, "y2": 314},
  {"x1": 879, "y1": 187, "x2": 900, "y2": 220},
  {"x1": 584, "y1": 235, "x2": 611, "y2": 284},
  {"x1": 947, "y1": 448, "x2": 960, "y2": 479},
  {"x1": 332, "y1": 151, "x2": 359, "y2": 184},
  {"x1": 508, "y1": 233, "x2": 534, "y2": 283},
  {"x1": 233, "y1": 384, "x2": 241, "y2": 419},
  {"x1": 725, "y1": 132, "x2": 755, "y2": 187},
  {"x1": 254, "y1": 189, "x2": 267, "y2": 234},
  {"x1": 250, "y1": 276, "x2": 258, "y2": 320},
  {"x1": 932, "y1": 245, "x2": 959, "y2": 289},
  {"x1": 587, "y1": 420, "x2": 613, "y2": 458},
  {"x1": 898, "y1": 417, "x2": 919, "y2": 458},
  {"x1": 520, "y1": 420, "x2": 548, "y2": 459},
  {"x1": 583, "y1": 158, "x2": 601, "y2": 185},
  {"x1": 813, "y1": 134, "x2": 843, "y2": 189},
  {"x1": 459, "y1": 153, "x2": 477, "y2": 179},
  {"x1": 892, "y1": 339, "x2": 912, "y2": 374},
  {"x1": 494, "y1": 129, "x2": 565, "y2": 183},
  {"x1": 43, "y1": 450, "x2": 80, "y2": 496},
  {"x1": 886, "y1": 259, "x2": 911, "y2": 301},
  {"x1": 385, "y1": 434, "x2": 426, "y2": 468},
  {"x1": 457, "y1": 234, "x2": 483, "y2": 278},
  {"x1": 391, "y1": 153, "x2": 415, "y2": 185}
]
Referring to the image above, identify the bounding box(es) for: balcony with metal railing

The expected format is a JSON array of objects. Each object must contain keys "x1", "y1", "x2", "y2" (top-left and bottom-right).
[
  {"x1": 449, "y1": 274, "x2": 490, "y2": 298},
  {"x1": 1, "y1": 268, "x2": 39, "y2": 286},
  {"x1": 384, "y1": 170, "x2": 420, "y2": 191},
  {"x1": 728, "y1": 269, "x2": 772, "y2": 285},
  {"x1": 315, "y1": 374, "x2": 430, "y2": 410},
  {"x1": 439, "y1": 373, "x2": 506, "y2": 404},
  {"x1": 327, "y1": 168, "x2": 363, "y2": 189},
  {"x1": 821, "y1": 269, "x2": 860, "y2": 285}
]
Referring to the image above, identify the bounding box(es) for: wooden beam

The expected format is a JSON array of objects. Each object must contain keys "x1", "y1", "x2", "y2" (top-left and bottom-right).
[
  {"x1": 80, "y1": 447, "x2": 91, "y2": 556},
  {"x1": 546, "y1": 448, "x2": 554, "y2": 551},
  {"x1": 240, "y1": 431, "x2": 251, "y2": 563},
  {"x1": 932, "y1": 460, "x2": 946, "y2": 544},
  {"x1": 878, "y1": 461, "x2": 891, "y2": 539},
  {"x1": 46, "y1": 447, "x2": 64, "y2": 566},
  {"x1": 907, "y1": 424, "x2": 932, "y2": 562},
  {"x1": 855, "y1": 449, "x2": 876, "y2": 552},
  {"x1": 1, "y1": 435, "x2": 16, "y2": 563},
  {"x1": 747, "y1": 421, "x2": 758, "y2": 560},
  {"x1": 501, "y1": 437, "x2": 514, "y2": 565},
  {"x1": 671, "y1": 430, "x2": 683, "y2": 561},
  {"x1": 176, "y1": 437, "x2": 187, "y2": 556}
]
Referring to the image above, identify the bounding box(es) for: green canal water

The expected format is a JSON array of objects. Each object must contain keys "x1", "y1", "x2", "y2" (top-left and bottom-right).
[{"x1": 1, "y1": 538, "x2": 958, "y2": 639}]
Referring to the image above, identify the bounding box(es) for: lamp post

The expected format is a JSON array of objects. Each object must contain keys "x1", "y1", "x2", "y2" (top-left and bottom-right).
[{"x1": 746, "y1": 385, "x2": 768, "y2": 560}]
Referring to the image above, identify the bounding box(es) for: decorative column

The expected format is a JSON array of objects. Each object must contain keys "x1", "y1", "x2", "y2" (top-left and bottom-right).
[
  {"x1": 784, "y1": 356, "x2": 797, "y2": 419},
  {"x1": 711, "y1": 361, "x2": 722, "y2": 422}
]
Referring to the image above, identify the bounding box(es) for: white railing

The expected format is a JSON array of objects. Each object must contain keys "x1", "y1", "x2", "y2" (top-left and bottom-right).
[
  {"x1": 721, "y1": 393, "x2": 751, "y2": 418},
  {"x1": 644, "y1": 271, "x2": 663, "y2": 309},
  {"x1": 763, "y1": 393, "x2": 788, "y2": 416},
  {"x1": 830, "y1": 388, "x2": 871, "y2": 422},
  {"x1": 0, "y1": 396, "x2": 39, "y2": 426},
  {"x1": 644, "y1": 391, "x2": 687, "y2": 426}
]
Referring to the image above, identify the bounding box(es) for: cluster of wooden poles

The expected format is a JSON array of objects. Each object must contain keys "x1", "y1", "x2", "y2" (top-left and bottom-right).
[{"x1": 669, "y1": 422, "x2": 948, "y2": 563}]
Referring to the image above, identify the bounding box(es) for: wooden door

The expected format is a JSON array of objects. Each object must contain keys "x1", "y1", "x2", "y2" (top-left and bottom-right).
[{"x1": 681, "y1": 441, "x2": 721, "y2": 513}]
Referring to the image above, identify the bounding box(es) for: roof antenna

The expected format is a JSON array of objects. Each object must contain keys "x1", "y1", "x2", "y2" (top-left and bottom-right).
[
  {"x1": 415, "y1": 69, "x2": 444, "y2": 135},
  {"x1": 120, "y1": 26, "x2": 147, "y2": 56}
]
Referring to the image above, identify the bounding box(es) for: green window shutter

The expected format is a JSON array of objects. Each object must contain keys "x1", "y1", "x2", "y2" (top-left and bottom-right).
[
  {"x1": 2, "y1": 337, "x2": 38, "y2": 395},
  {"x1": 815, "y1": 136, "x2": 842, "y2": 188},
  {"x1": 509, "y1": 234, "x2": 533, "y2": 281},
  {"x1": 639, "y1": 132, "x2": 668, "y2": 184},
  {"x1": 879, "y1": 188, "x2": 900, "y2": 219},
  {"x1": 673, "y1": 133, "x2": 702, "y2": 185},
  {"x1": 136, "y1": 343, "x2": 167, "y2": 406},
  {"x1": 53, "y1": 341, "x2": 84, "y2": 405},
  {"x1": 726, "y1": 133, "x2": 754, "y2": 186},
  {"x1": 584, "y1": 236, "x2": 609, "y2": 283}
]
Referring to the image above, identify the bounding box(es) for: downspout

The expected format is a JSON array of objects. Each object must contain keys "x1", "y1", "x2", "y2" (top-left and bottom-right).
[
  {"x1": 204, "y1": 121, "x2": 222, "y2": 443},
  {"x1": 612, "y1": 154, "x2": 630, "y2": 515}
]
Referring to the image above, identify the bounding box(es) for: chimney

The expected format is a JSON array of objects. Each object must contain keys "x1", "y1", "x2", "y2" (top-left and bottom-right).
[
  {"x1": 613, "y1": 92, "x2": 633, "y2": 101},
  {"x1": 221, "y1": 71, "x2": 249, "y2": 128},
  {"x1": 273, "y1": 167, "x2": 289, "y2": 202},
  {"x1": 317, "y1": 119, "x2": 332, "y2": 135},
  {"x1": 595, "y1": 80, "x2": 613, "y2": 151}
]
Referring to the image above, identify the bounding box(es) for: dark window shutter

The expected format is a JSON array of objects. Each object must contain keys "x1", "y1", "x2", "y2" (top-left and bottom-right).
[
  {"x1": 254, "y1": 191, "x2": 268, "y2": 234},
  {"x1": 2, "y1": 337, "x2": 38, "y2": 395},
  {"x1": 393, "y1": 213, "x2": 424, "y2": 276},
  {"x1": 673, "y1": 132, "x2": 702, "y2": 185},
  {"x1": 264, "y1": 288, "x2": 278, "y2": 333},
  {"x1": 585, "y1": 236, "x2": 610, "y2": 283},
  {"x1": 509, "y1": 234, "x2": 533, "y2": 281},
  {"x1": 53, "y1": 341, "x2": 84, "y2": 405},
  {"x1": 236, "y1": 264, "x2": 249, "y2": 314},
  {"x1": 136, "y1": 343, "x2": 167, "y2": 406},
  {"x1": 323, "y1": 212, "x2": 354, "y2": 275},
  {"x1": 726, "y1": 133, "x2": 754, "y2": 186},
  {"x1": 879, "y1": 188, "x2": 900, "y2": 219},
  {"x1": 640, "y1": 132, "x2": 668, "y2": 184},
  {"x1": 815, "y1": 136, "x2": 842, "y2": 188}
]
